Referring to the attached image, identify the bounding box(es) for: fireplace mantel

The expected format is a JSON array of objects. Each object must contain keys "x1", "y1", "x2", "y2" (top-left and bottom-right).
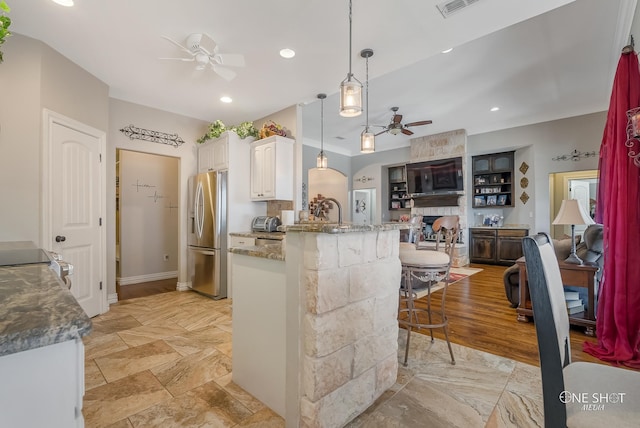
[{"x1": 411, "y1": 194, "x2": 461, "y2": 208}]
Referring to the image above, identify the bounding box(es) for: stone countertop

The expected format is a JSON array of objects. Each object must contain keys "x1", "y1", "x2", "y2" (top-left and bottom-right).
[
  {"x1": 469, "y1": 224, "x2": 531, "y2": 230},
  {"x1": 0, "y1": 263, "x2": 93, "y2": 357},
  {"x1": 281, "y1": 222, "x2": 409, "y2": 234},
  {"x1": 228, "y1": 244, "x2": 285, "y2": 261},
  {"x1": 230, "y1": 231, "x2": 286, "y2": 240}
]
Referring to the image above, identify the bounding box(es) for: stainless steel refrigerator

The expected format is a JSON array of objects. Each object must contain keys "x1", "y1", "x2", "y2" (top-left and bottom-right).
[{"x1": 188, "y1": 170, "x2": 228, "y2": 299}]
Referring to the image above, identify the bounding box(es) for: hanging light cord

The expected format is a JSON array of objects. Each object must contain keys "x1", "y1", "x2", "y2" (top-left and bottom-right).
[
  {"x1": 365, "y1": 51, "x2": 369, "y2": 129},
  {"x1": 348, "y1": 0, "x2": 353, "y2": 78},
  {"x1": 320, "y1": 96, "x2": 324, "y2": 154}
]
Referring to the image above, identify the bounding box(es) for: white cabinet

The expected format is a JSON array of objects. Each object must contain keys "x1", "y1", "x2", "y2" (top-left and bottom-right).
[
  {"x1": 198, "y1": 136, "x2": 229, "y2": 172},
  {"x1": 0, "y1": 339, "x2": 85, "y2": 428},
  {"x1": 250, "y1": 136, "x2": 294, "y2": 200}
]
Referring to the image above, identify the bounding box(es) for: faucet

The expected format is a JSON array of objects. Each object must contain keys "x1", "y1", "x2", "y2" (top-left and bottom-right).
[{"x1": 314, "y1": 197, "x2": 342, "y2": 225}]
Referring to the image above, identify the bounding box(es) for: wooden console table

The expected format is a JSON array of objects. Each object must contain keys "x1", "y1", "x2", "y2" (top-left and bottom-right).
[{"x1": 515, "y1": 257, "x2": 598, "y2": 336}]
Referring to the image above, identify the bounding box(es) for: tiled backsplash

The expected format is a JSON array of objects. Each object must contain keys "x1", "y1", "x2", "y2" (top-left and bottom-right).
[{"x1": 267, "y1": 200, "x2": 293, "y2": 217}]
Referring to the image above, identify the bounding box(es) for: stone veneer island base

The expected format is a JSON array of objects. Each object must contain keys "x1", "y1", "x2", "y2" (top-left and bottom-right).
[{"x1": 284, "y1": 225, "x2": 401, "y2": 427}]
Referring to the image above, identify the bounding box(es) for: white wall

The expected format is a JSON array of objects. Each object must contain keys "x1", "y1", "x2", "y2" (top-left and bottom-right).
[
  {"x1": 0, "y1": 34, "x2": 109, "y2": 244},
  {"x1": 119, "y1": 150, "x2": 179, "y2": 280},
  {"x1": 108, "y1": 98, "x2": 207, "y2": 295}
]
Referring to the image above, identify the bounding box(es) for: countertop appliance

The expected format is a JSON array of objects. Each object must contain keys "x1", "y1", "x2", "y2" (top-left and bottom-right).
[
  {"x1": 188, "y1": 170, "x2": 228, "y2": 299},
  {"x1": 251, "y1": 216, "x2": 281, "y2": 233},
  {"x1": 0, "y1": 244, "x2": 73, "y2": 289}
]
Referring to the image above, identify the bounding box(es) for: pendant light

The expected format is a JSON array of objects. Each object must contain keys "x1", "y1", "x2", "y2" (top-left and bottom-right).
[
  {"x1": 339, "y1": 0, "x2": 362, "y2": 117},
  {"x1": 360, "y1": 48, "x2": 375, "y2": 153},
  {"x1": 316, "y1": 93, "x2": 328, "y2": 169}
]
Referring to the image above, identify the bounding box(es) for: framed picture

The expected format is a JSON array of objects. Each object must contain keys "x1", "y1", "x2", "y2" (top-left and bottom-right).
[
  {"x1": 487, "y1": 195, "x2": 498, "y2": 206},
  {"x1": 474, "y1": 195, "x2": 486, "y2": 207},
  {"x1": 497, "y1": 194, "x2": 507, "y2": 206}
]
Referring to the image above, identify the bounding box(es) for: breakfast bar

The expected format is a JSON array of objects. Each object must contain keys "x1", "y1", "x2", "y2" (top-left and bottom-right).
[{"x1": 230, "y1": 223, "x2": 402, "y2": 427}]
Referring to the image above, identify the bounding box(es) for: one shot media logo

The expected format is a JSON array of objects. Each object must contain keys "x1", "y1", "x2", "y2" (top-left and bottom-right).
[{"x1": 559, "y1": 391, "x2": 627, "y2": 411}]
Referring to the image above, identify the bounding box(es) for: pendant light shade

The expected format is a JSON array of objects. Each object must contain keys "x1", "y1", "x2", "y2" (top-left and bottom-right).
[
  {"x1": 339, "y1": 0, "x2": 362, "y2": 117},
  {"x1": 316, "y1": 93, "x2": 328, "y2": 169},
  {"x1": 360, "y1": 48, "x2": 375, "y2": 153},
  {"x1": 360, "y1": 130, "x2": 375, "y2": 153}
]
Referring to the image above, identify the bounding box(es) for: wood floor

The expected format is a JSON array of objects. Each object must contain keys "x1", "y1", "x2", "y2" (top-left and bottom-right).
[
  {"x1": 117, "y1": 278, "x2": 177, "y2": 301},
  {"x1": 410, "y1": 263, "x2": 603, "y2": 367},
  {"x1": 116, "y1": 265, "x2": 606, "y2": 368}
]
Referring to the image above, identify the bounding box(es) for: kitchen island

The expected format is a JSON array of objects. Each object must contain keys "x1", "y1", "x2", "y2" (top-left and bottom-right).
[
  {"x1": 0, "y1": 243, "x2": 92, "y2": 428},
  {"x1": 229, "y1": 224, "x2": 402, "y2": 427}
]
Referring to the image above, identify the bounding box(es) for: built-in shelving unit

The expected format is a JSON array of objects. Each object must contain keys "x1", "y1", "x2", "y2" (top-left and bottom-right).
[
  {"x1": 388, "y1": 165, "x2": 411, "y2": 211},
  {"x1": 472, "y1": 151, "x2": 515, "y2": 208}
]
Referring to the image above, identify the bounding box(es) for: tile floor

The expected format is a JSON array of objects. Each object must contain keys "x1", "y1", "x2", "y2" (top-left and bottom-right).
[{"x1": 83, "y1": 290, "x2": 543, "y2": 427}]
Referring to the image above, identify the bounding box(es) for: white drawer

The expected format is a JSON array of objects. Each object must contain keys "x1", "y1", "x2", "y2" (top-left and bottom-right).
[{"x1": 230, "y1": 236, "x2": 255, "y2": 247}]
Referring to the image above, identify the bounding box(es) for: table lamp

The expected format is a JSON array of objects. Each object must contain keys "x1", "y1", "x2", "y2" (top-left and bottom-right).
[{"x1": 552, "y1": 199, "x2": 595, "y2": 264}]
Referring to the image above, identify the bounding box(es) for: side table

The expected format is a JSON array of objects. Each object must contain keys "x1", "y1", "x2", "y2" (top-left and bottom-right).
[{"x1": 515, "y1": 256, "x2": 598, "y2": 336}]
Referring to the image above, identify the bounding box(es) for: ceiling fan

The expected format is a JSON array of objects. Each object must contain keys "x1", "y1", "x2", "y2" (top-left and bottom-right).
[
  {"x1": 374, "y1": 107, "x2": 432, "y2": 136},
  {"x1": 160, "y1": 33, "x2": 245, "y2": 81}
]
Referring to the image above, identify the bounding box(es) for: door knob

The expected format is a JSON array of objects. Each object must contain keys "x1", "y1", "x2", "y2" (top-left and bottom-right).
[{"x1": 55, "y1": 235, "x2": 66, "y2": 242}]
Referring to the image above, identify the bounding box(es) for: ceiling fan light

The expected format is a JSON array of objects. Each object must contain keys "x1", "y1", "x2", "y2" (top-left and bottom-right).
[
  {"x1": 389, "y1": 127, "x2": 401, "y2": 135},
  {"x1": 339, "y1": 76, "x2": 363, "y2": 117},
  {"x1": 360, "y1": 129, "x2": 375, "y2": 153}
]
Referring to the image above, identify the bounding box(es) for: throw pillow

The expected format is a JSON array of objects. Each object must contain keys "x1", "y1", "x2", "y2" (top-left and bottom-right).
[{"x1": 552, "y1": 235, "x2": 581, "y2": 261}]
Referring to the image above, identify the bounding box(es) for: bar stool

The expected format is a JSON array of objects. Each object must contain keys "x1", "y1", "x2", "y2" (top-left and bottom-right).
[{"x1": 398, "y1": 215, "x2": 459, "y2": 366}]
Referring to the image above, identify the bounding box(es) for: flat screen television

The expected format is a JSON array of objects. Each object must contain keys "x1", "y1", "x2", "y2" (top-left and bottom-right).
[{"x1": 406, "y1": 157, "x2": 464, "y2": 196}]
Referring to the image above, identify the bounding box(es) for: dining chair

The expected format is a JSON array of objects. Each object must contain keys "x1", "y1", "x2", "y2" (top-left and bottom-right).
[
  {"x1": 522, "y1": 233, "x2": 640, "y2": 427},
  {"x1": 398, "y1": 215, "x2": 459, "y2": 366}
]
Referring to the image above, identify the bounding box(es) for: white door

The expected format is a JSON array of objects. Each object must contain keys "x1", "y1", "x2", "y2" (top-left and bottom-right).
[
  {"x1": 45, "y1": 112, "x2": 106, "y2": 317},
  {"x1": 569, "y1": 179, "x2": 593, "y2": 237}
]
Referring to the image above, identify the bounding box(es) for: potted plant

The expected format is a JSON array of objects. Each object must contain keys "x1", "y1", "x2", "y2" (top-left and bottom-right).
[
  {"x1": 0, "y1": 1, "x2": 10, "y2": 63},
  {"x1": 197, "y1": 120, "x2": 258, "y2": 144}
]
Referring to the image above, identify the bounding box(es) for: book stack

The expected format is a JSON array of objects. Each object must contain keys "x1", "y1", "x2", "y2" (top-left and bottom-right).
[{"x1": 564, "y1": 291, "x2": 584, "y2": 315}]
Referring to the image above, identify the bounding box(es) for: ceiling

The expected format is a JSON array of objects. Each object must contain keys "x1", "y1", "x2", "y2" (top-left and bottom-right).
[{"x1": 8, "y1": 0, "x2": 636, "y2": 155}]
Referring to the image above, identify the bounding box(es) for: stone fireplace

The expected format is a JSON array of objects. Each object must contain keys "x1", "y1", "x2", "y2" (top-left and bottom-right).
[{"x1": 409, "y1": 129, "x2": 469, "y2": 266}]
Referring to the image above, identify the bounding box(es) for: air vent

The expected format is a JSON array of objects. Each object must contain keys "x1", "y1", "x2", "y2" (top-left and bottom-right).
[
  {"x1": 334, "y1": 136, "x2": 346, "y2": 140},
  {"x1": 437, "y1": 0, "x2": 480, "y2": 18}
]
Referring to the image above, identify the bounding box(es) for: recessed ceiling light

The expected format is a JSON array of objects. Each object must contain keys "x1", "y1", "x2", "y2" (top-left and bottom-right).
[
  {"x1": 220, "y1": 96, "x2": 232, "y2": 103},
  {"x1": 441, "y1": 48, "x2": 453, "y2": 54},
  {"x1": 490, "y1": 106, "x2": 500, "y2": 112},
  {"x1": 279, "y1": 48, "x2": 296, "y2": 59},
  {"x1": 51, "y1": 0, "x2": 74, "y2": 6}
]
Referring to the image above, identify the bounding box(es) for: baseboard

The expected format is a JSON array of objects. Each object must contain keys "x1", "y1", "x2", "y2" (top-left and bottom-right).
[
  {"x1": 108, "y1": 293, "x2": 119, "y2": 305},
  {"x1": 177, "y1": 281, "x2": 191, "y2": 292},
  {"x1": 118, "y1": 271, "x2": 178, "y2": 286}
]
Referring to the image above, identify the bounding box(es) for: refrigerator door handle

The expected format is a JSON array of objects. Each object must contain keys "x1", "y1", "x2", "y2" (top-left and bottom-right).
[
  {"x1": 192, "y1": 249, "x2": 216, "y2": 256},
  {"x1": 195, "y1": 181, "x2": 204, "y2": 239}
]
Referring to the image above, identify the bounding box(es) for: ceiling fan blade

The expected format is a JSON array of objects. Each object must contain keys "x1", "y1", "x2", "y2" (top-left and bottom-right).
[
  {"x1": 215, "y1": 53, "x2": 245, "y2": 68},
  {"x1": 159, "y1": 57, "x2": 195, "y2": 62},
  {"x1": 374, "y1": 130, "x2": 388, "y2": 137},
  {"x1": 212, "y1": 64, "x2": 237, "y2": 81},
  {"x1": 393, "y1": 114, "x2": 403, "y2": 124},
  {"x1": 161, "y1": 36, "x2": 194, "y2": 56},
  {"x1": 404, "y1": 120, "x2": 433, "y2": 127},
  {"x1": 401, "y1": 128, "x2": 414, "y2": 136}
]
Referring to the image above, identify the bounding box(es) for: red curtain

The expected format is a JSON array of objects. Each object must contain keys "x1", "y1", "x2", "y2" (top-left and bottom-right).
[{"x1": 585, "y1": 50, "x2": 640, "y2": 368}]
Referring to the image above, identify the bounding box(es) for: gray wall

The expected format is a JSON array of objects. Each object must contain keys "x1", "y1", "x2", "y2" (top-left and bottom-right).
[{"x1": 0, "y1": 34, "x2": 109, "y2": 244}]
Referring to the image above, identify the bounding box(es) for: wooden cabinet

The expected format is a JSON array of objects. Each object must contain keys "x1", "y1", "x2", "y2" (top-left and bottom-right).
[
  {"x1": 250, "y1": 135, "x2": 294, "y2": 201},
  {"x1": 516, "y1": 258, "x2": 598, "y2": 336},
  {"x1": 388, "y1": 165, "x2": 410, "y2": 211},
  {"x1": 469, "y1": 227, "x2": 528, "y2": 265},
  {"x1": 472, "y1": 151, "x2": 515, "y2": 208},
  {"x1": 198, "y1": 135, "x2": 229, "y2": 172}
]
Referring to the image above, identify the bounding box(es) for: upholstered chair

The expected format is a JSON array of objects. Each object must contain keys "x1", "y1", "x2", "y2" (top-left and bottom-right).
[{"x1": 522, "y1": 233, "x2": 640, "y2": 428}]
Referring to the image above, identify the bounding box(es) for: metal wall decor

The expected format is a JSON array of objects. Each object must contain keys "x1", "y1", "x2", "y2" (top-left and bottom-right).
[
  {"x1": 354, "y1": 175, "x2": 374, "y2": 184},
  {"x1": 551, "y1": 149, "x2": 597, "y2": 162},
  {"x1": 520, "y1": 177, "x2": 529, "y2": 189},
  {"x1": 520, "y1": 191, "x2": 530, "y2": 205},
  {"x1": 519, "y1": 162, "x2": 529, "y2": 175},
  {"x1": 120, "y1": 124, "x2": 185, "y2": 148},
  {"x1": 625, "y1": 106, "x2": 640, "y2": 167}
]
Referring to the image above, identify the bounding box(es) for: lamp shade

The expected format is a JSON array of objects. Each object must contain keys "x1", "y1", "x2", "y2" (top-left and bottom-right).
[
  {"x1": 552, "y1": 199, "x2": 595, "y2": 226},
  {"x1": 316, "y1": 151, "x2": 328, "y2": 169},
  {"x1": 360, "y1": 129, "x2": 375, "y2": 153},
  {"x1": 339, "y1": 77, "x2": 362, "y2": 117}
]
